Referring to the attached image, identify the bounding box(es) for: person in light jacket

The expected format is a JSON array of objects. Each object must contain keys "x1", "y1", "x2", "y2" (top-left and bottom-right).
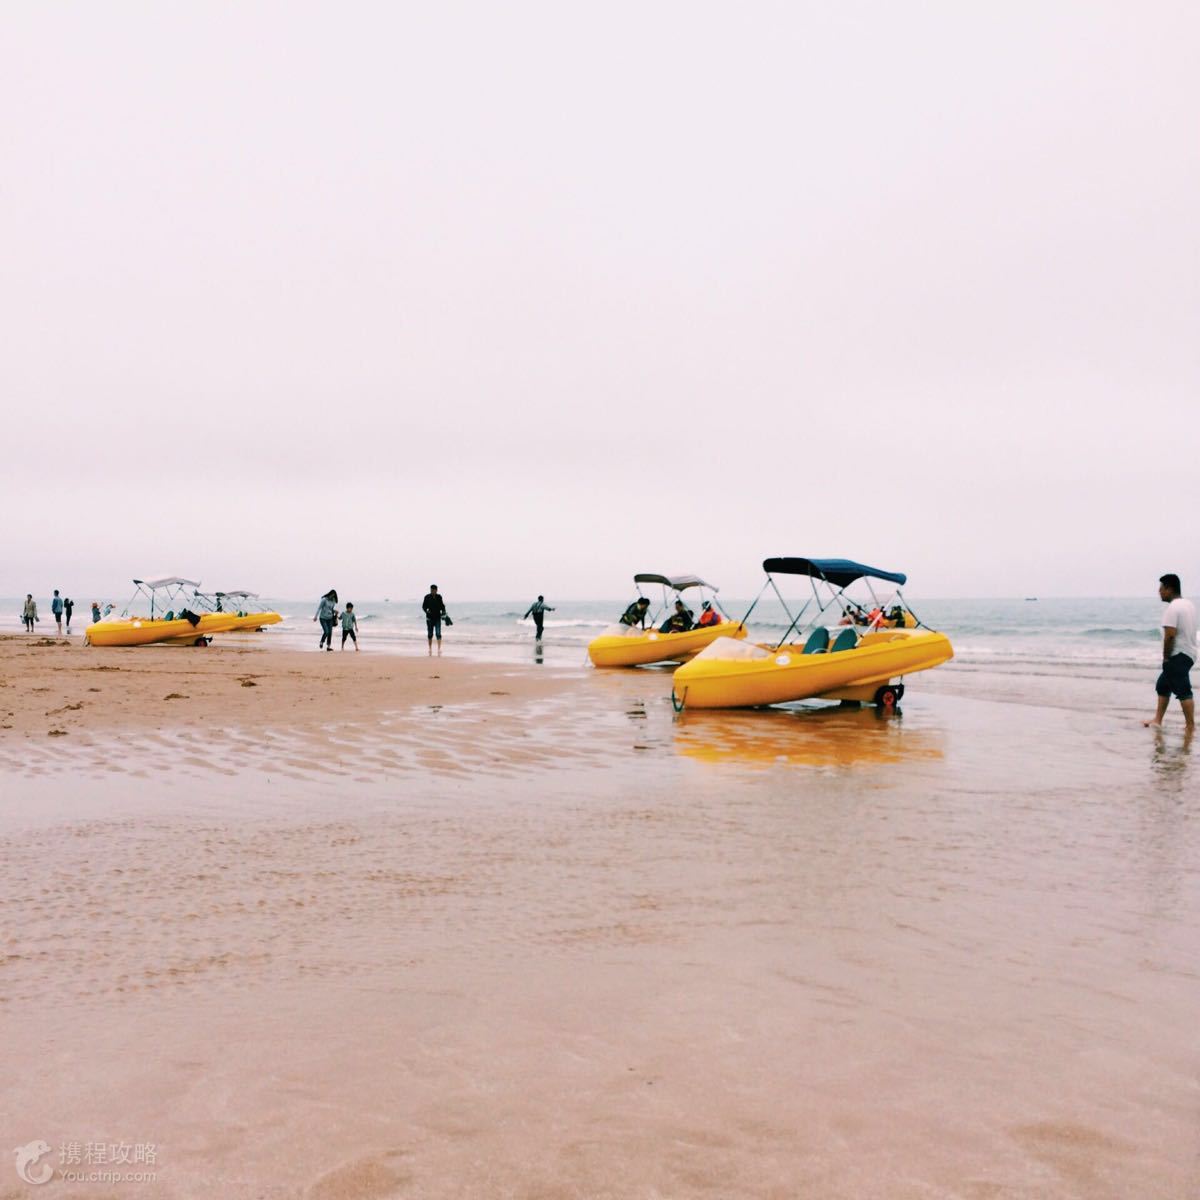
[
  {"x1": 523, "y1": 595, "x2": 555, "y2": 641},
  {"x1": 313, "y1": 589, "x2": 338, "y2": 651},
  {"x1": 22, "y1": 595, "x2": 38, "y2": 632}
]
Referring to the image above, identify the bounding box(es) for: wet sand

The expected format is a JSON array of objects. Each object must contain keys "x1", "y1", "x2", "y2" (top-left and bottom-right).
[{"x1": 1, "y1": 636, "x2": 1197, "y2": 1198}]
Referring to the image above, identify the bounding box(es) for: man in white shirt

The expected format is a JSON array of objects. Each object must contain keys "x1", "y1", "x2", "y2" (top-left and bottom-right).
[{"x1": 1145, "y1": 573, "x2": 1195, "y2": 731}]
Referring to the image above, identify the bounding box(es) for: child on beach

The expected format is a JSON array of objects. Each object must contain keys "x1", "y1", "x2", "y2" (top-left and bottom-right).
[
  {"x1": 91, "y1": 602, "x2": 101, "y2": 624},
  {"x1": 22, "y1": 595, "x2": 37, "y2": 632},
  {"x1": 340, "y1": 603, "x2": 359, "y2": 650}
]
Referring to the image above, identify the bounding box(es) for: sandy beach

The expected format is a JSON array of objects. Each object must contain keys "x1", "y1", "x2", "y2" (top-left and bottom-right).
[
  {"x1": 0, "y1": 634, "x2": 581, "y2": 739},
  {"x1": 2, "y1": 634, "x2": 1197, "y2": 1199}
]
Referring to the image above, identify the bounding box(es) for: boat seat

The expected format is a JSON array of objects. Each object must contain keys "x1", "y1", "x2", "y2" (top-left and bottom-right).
[
  {"x1": 163, "y1": 610, "x2": 175, "y2": 621},
  {"x1": 801, "y1": 627, "x2": 830, "y2": 655},
  {"x1": 829, "y1": 627, "x2": 859, "y2": 653}
]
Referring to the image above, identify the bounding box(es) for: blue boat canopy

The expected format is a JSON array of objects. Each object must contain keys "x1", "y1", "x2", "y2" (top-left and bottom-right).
[{"x1": 762, "y1": 557, "x2": 907, "y2": 587}]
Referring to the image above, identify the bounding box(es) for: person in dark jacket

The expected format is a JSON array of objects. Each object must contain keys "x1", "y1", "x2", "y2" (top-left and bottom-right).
[
  {"x1": 619, "y1": 597, "x2": 651, "y2": 628},
  {"x1": 659, "y1": 599, "x2": 694, "y2": 633},
  {"x1": 523, "y1": 595, "x2": 554, "y2": 641},
  {"x1": 422, "y1": 585, "x2": 448, "y2": 655}
]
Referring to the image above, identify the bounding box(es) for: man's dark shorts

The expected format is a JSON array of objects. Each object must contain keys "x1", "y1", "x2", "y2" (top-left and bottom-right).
[
  {"x1": 426, "y1": 618, "x2": 441, "y2": 640},
  {"x1": 1156, "y1": 654, "x2": 1194, "y2": 701}
]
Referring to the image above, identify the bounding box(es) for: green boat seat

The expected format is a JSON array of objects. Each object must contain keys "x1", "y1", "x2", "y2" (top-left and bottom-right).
[
  {"x1": 801, "y1": 627, "x2": 830, "y2": 654},
  {"x1": 829, "y1": 627, "x2": 859, "y2": 653}
]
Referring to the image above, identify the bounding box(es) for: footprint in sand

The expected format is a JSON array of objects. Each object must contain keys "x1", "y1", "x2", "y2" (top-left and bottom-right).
[
  {"x1": 1011, "y1": 1121, "x2": 1134, "y2": 1188},
  {"x1": 164, "y1": 693, "x2": 189, "y2": 701},
  {"x1": 306, "y1": 1157, "x2": 410, "y2": 1199}
]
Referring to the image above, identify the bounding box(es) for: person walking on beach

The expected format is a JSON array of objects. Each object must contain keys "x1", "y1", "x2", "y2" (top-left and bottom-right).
[
  {"x1": 340, "y1": 602, "x2": 359, "y2": 651},
  {"x1": 63, "y1": 597, "x2": 74, "y2": 634},
  {"x1": 51, "y1": 590, "x2": 63, "y2": 634},
  {"x1": 314, "y1": 589, "x2": 338, "y2": 651},
  {"x1": 22, "y1": 594, "x2": 37, "y2": 632},
  {"x1": 422, "y1": 585, "x2": 447, "y2": 655},
  {"x1": 523, "y1": 595, "x2": 554, "y2": 641},
  {"x1": 1145, "y1": 573, "x2": 1196, "y2": 732}
]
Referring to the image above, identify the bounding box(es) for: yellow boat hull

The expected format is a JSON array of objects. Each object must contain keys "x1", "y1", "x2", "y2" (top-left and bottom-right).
[
  {"x1": 588, "y1": 621, "x2": 746, "y2": 668},
  {"x1": 220, "y1": 611, "x2": 282, "y2": 632},
  {"x1": 159, "y1": 613, "x2": 251, "y2": 641},
  {"x1": 672, "y1": 629, "x2": 954, "y2": 708},
  {"x1": 87, "y1": 612, "x2": 243, "y2": 646}
]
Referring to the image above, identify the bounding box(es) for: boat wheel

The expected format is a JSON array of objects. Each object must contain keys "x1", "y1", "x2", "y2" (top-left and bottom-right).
[{"x1": 874, "y1": 684, "x2": 900, "y2": 709}]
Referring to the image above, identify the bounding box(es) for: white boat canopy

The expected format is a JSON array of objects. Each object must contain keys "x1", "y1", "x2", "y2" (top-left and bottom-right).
[
  {"x1": 217, "y1": 590, "x2": 258, "y2": 599},
  {"x1": 634, "y1": 573, "x2": 718, "y2": 593},
  {"x1": 135, "y1": 576, "x2": 200, "y2": 590}
]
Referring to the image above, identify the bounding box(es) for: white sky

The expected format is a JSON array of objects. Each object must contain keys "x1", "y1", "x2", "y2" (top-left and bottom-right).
[{"x1": 2, "y1": 2, "x2": 1197, "y2": 600}]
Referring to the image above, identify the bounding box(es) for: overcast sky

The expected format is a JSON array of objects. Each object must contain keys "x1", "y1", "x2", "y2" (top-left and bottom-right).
[{"x1": 2, "y1": 2, "x2": 1196, "y2": 601}]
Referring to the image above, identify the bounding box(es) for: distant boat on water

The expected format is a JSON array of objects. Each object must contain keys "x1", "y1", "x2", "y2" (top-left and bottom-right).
[{"x1": 1025, "y1": 597, "x2": 1038, "y2": 601}]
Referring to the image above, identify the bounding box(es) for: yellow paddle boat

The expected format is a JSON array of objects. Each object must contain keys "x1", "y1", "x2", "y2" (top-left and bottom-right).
[
  {"x1": 672, "y1": 557, "x2": 953, "y2": 709},
  {"x1": 588, "y1": 573, "x2": 746, "y2": 667},
  {"x1": 85, "y1": 577, "x2": 242, "y2": 647},
  {"x1": 192, "y1": 589, "x2": 282, "y2": 633}
]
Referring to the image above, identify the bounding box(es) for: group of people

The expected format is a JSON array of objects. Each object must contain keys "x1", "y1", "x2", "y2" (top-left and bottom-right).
[
  {"x1": 618, "y1": 596, "x2": 722, "y2": 634},
  {"x1": 20, "y1": 591, "x2": 86, "y2": 635},
  {"x1": 839, "y1": 602, "x2": 908, "y2": 628},
  {"x1": 313, "y1": 591, "x2": 359, "y2": 651},
  {"x1": 313, "y1": 584, "x2": 457, "y2": 655},
  {"x1": 312, "y1": 587, "x2": 567, "y2": 655}
]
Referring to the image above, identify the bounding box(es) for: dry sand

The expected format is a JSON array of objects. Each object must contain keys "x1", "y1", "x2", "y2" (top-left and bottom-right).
[
  {"x1": 0, "y1": 634, "x2": 581, "y2": 738},
  {"x1": 1, "y1": 634, "x2": 1198, "y2": 1199}
]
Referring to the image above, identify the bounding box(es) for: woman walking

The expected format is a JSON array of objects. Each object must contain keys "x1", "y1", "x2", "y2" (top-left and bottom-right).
[{"x1": 313, "y1": 589, "x2": 338, "y2": 651}]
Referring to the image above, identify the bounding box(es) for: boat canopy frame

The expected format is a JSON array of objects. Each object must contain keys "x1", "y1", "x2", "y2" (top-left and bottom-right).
[
  {"x1": 191, "y1": 588, "x2": 261, "y2": 614},
  {"x1": 632, "y1": 573, "x2": 730, "y2": 627},
  {"x1": 739, "y1": 557, "x2": 926, "y2": 650},
  {"x1": 123, "y1": 578, "x2": 204, "y2": 620}
]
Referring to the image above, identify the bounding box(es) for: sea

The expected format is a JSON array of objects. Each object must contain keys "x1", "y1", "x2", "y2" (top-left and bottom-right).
[{"x1": 8, "y1": 594, "x2": 1168, "y2": 715}]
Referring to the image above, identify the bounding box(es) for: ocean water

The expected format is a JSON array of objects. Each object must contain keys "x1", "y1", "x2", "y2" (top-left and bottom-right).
[
  {"x1": 256, "y1": 593, "x2": 1166, "y2": 673},
  {"x1": 8, "y1": 592, "x2": 1166, "y2": 680}
]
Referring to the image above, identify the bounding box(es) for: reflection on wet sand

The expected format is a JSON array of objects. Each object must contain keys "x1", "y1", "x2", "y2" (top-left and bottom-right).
[
  {"x1": 1149, "y1": 725, "x2": 1194, "y2": 789},
  {"x1": 3, "y1": 643, "x2": 1198, "y2": 1198},
  {"x1": 673, "y1": 703, "x2": 945, "y2": 769}
]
